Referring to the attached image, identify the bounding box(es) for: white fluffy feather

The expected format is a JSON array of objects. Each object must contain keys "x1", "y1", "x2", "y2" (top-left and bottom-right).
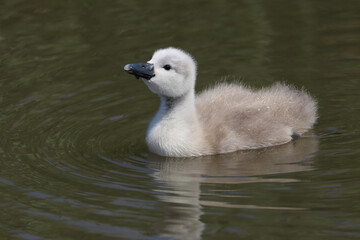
[{"x1": 137, "y1": 47, "x2": 318, "y2": 157}]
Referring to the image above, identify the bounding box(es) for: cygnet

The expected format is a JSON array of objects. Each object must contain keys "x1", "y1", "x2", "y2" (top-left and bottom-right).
[{"x1": 124, "y1": 47, "x2": 317, "y2": 157}]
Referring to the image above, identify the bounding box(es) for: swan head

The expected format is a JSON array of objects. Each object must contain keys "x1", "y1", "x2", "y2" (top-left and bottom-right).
[{"x1": 124, "y1": 47, "x2": 197, "y2": 98}]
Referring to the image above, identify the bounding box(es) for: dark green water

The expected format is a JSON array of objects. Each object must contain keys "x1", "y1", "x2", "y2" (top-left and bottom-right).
[{"x1": 1, "y1": 0, "x2": 360, "y2": 239}]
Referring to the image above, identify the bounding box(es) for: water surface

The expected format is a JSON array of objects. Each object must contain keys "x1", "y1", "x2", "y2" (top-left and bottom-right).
[{"x1": 1, "y1": 0, "x2": 360, "y2": 239}]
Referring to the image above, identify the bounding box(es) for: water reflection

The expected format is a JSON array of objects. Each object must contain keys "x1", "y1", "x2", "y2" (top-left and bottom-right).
[
  {"x1": 148, "y1": 137, "x2": 318, "y2": 240},
  {"x1": 1, "y1": 0, "x2": 359, "y2": 238}
]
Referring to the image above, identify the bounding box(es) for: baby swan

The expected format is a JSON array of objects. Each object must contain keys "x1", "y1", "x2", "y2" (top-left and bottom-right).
[{"x1": 124, "y1": 47, "x2": 317, "y2": 157}]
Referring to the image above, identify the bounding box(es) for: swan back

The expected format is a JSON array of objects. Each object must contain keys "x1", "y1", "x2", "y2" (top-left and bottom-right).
[{"x1": 196, "y1": 82, "x2": 317, "y2": 153}]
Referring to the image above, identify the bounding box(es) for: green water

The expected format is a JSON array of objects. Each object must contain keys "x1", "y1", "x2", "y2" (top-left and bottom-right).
[{"x1": 1, "y1": 0, "x2": 360, "y2": 239}]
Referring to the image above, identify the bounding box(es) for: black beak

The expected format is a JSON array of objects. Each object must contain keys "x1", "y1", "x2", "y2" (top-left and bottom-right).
[{"x1": 124, "y1": 62, "x2": 155, "y2": 80}]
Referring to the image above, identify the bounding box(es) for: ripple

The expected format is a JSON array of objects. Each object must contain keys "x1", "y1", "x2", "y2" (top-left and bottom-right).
[
  {"x1": 1, "y1": 1, "x2": 360, "y2": 239},
  {"x1": 20, "y1": 210, "x2": 147, "y2": 239}
]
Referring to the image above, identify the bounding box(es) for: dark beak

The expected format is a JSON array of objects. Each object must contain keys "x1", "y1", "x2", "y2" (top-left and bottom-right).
[{"x1": 124, "y1": 62, "x2": 155, "y2": 80}]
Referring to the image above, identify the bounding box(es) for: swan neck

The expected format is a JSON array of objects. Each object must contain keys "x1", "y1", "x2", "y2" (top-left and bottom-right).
[{"x1": 160, "y1": 90, "x2": 196, "y2": 115}]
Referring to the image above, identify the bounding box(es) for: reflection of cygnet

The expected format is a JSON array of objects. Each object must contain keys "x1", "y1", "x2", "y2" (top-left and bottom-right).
[
  {"x1": 148, "y1": 137, "x2": 318, "y2": 240},
  {"x1": 149, "y1": 137, "x2": 318, "y2": 185},
  {"x1": 125, "y1": 47, "x2": 318, "y2": 157}
]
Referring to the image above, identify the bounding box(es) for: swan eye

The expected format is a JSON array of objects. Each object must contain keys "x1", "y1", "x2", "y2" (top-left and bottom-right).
[{"x1": 163, "y1": 64, "x2": 171, "y2": 71}]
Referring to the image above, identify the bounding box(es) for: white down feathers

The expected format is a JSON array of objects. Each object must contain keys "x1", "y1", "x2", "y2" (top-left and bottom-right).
[{"x1": 135, "y1": 47, "x2": 317, "y2": 157}]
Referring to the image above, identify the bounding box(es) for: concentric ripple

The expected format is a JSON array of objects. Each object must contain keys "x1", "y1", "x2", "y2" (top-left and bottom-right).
[
  {"x1": 0, "y1": 73, "x2": 159, "y2": 239},
  {"x1": 1, "y1": 0, "x2": 360, "y2": 239}
]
